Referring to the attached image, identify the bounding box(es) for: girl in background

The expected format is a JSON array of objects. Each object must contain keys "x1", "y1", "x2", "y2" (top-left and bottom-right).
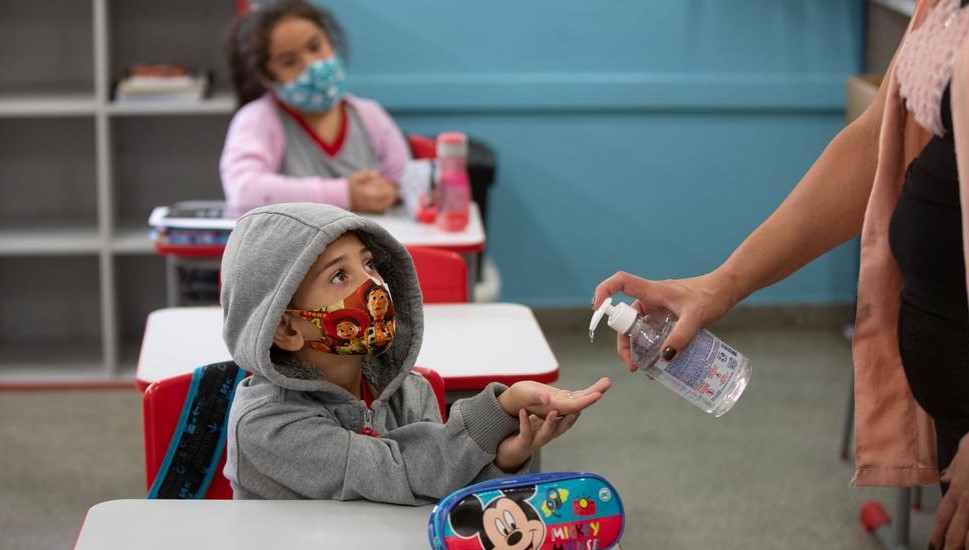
[{"x1": 221, "y1": 0, "x2": 408, "y2": 215}]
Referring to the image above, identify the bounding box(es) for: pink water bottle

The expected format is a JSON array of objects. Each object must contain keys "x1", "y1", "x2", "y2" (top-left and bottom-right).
[{"x1": 435, "y1": 132, "x2": 470, "y2": 232}]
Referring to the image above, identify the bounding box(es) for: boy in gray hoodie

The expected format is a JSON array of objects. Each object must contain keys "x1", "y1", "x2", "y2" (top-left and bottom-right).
[{"x1": 220, "y1": 203, "x2": 610, "y2": 502}]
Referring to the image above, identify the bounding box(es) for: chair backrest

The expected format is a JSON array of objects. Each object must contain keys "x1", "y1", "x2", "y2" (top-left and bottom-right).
[
  {"x1": 143, "y1": 366, "x2": 447, "y2": 499},
  {"x1": 412, "y1": 366, "x2": 447, "y2": 421},
  {"x1": 406, "y1": 134, "x2": 436, "y2": 160},
  {"x1": 143, "y1": 371, "x2": 235, "y2": 499},
  {"x1": 406, "y1": 246, "x2": 468, "y2": 303}
]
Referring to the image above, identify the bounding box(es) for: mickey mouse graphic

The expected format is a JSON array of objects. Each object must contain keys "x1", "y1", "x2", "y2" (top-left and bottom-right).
[{"x1": 448, "y1": 486, "x2": 546, "y2": 550}]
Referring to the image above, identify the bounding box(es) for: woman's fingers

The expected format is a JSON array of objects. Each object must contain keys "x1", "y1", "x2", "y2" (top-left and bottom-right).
[
  {"x1": 661, "y1": 313, "x2": 704, "y2": 362},
  {"x1": 593, "y1": 271, "x2": 652, "y2": 309}
]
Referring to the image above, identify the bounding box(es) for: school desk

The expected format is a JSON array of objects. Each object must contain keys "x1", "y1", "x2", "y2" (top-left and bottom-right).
[
  {"x1": 135, "y1": 303, "x2": 559, "y2": 394},
  {"x1": 74, "y1": 499, "x2": 432, "y2": 550},
  {"x1": 151, "y1": 202, "x2": 486, "y2": 307}
]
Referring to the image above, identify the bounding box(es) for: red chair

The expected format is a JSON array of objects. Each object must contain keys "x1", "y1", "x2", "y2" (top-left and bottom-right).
[
  {"x1": 406, "y1": 134, "x2": 436, "y2": 160},
  {"x1": 406, "y1": 246, "x2": 468, "y2": 303},
  {"x1": 143, "y1": 370, "x2": 236, "y2": 499},
  {"x1": 412, "y1": 366, "x2": 447, "y2": 421},
  {"x1": 143, "y1": 365, "x2": 447, "y2": 499}
]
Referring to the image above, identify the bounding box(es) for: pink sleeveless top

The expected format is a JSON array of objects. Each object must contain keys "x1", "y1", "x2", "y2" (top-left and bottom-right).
[{"x1": 895, "y1": 0, "x2": 969, "y2": 136}]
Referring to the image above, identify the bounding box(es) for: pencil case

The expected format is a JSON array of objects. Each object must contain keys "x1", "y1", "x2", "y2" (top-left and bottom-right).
[{"x1": 428, "y1": 471, "x2": 624, "y2": 550}]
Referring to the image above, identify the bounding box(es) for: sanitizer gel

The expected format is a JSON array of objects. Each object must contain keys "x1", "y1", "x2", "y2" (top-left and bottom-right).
[{"x1": 590, "y1": 298, "x2": 751, "y2": 416}]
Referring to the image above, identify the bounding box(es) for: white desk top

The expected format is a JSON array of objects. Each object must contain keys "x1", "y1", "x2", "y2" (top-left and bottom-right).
[
  {"x1": 362, "y1": 203, "x2": 485, "y2": 252},
  {"x1": 137, "y1": 303, "x2": 558, "y2": 391},
  {"x1": 75, "y1": 499, "x2": 432, "y2": 550}
]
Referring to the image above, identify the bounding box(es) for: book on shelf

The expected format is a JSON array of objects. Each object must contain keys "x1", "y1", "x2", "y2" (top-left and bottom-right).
[{"x1": 114, "y1": 64, "x2": 211, "y2": 104}]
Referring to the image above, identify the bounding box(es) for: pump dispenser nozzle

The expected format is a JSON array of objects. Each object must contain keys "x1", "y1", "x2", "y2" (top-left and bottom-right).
[{"x1": 589, "y1": 297, "x2": 639, "y2": 342}]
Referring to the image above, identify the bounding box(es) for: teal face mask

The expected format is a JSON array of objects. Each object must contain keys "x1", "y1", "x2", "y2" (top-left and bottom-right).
[{"x1": 272, "y1": 55, "x2": 346, "y2": 113}]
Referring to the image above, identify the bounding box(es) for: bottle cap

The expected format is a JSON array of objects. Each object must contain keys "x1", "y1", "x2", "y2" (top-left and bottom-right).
[
  {"x1": 436, "y1": 132, "x2": 468, "y2": 158},
  {"x1": 589, "y1": 297, "x2": 639, "y2": 340}
]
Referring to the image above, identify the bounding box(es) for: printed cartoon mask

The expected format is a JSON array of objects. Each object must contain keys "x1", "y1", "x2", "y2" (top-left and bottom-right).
[
  {"x1": 287, "y1": 277, "x2": 395, "y2": 355},
  {"x1": 272, "y1": 54, "x2": 346, "y2": 112}
]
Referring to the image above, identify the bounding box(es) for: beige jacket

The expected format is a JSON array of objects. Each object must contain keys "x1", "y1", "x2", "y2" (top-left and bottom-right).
[{"x1": 853, "y1": 0, "x2": 969, "y2": 487}]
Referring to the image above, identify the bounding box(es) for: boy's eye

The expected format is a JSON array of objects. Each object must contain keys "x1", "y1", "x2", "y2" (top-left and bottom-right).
[
  {"x1": 329, "y1": 270, "x2": 348, "y2": 284},
  {"x1": 308, "y1": 39, "x2": 321, "y2": 53},
  {"x1": 364, "y1": 258, "x2": 376, "y2": 271}
]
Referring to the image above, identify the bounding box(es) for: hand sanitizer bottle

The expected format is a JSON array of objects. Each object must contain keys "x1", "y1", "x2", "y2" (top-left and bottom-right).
[{"x1": 589, "y1": 298, "x2": 751, "y2": 417}]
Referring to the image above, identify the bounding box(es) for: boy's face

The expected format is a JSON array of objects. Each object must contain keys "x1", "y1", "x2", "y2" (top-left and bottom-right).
[{"x1": 290, "y1": 233, "x2": 382, "y2": 312}]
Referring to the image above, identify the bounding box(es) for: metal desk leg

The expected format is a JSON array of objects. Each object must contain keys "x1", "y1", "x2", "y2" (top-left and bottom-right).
[
  {"x1": 893, "y1": 487, "x2": 910, "y2": 547},
  {"x1": 861, "y1": 492, "x2": 911, "y2": 550},
  {"x1": 461, "y1": 252, "x2": 479, "y2": 302},
  {"x1": 165, "y1": 256, "x2": 181, "y2": 308}
]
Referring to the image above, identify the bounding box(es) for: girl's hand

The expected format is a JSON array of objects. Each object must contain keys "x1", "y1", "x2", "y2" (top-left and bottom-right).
[
  {"x1": 495, "y1": 410, "x2": 579, "y2": 472},
  {"x1": 593, "y1": 271, "x2": 736, "y2": 370},
  {"x1": 349, "y1": 171, "x2": 398, "y2": 213},
  {"x1": 929, "y1": 434, "x2": 969, "y2": 549},
  {"x1": 498, "y1": 378, "x2": 610, "y2": 418}
]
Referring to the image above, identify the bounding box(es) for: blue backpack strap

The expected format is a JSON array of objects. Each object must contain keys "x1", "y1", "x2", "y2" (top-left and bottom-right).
[{"x1": 148, "y1": 361, "x2": 246, "y2": 499}]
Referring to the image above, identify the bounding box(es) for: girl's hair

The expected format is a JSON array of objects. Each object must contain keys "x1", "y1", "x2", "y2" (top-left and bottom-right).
[{"x1": 226, "y1": 0, "x2": 348, "y2": 107}]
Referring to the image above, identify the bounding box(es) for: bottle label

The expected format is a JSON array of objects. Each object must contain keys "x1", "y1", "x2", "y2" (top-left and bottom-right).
[{"x1": 654, "y1": 331, "x2": 740, "y2": 410}]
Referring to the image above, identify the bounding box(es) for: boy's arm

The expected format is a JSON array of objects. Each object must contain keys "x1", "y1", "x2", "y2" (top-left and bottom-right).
[{"x1": 234, "y1": 384, "x2": 519, "y2": 504}]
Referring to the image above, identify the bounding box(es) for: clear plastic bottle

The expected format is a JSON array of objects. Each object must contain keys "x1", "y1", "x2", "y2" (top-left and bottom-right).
[
  {"x1": 435, "y1": 132, "x2": 470, "y2": 232},
  {"x1": 589, "y1": 298, "x2": 751, "y2": 417}
]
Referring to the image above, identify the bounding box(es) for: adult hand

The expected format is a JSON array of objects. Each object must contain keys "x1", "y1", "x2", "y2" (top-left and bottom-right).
[
  {"x1": 495, "y1": 410, "x2": 579, "y2": 472},
  {"x1": 348, "y1": 171, "x2": 399, "y2": 213},
  {"x1": 498, "y1": 377, "x2": 610, "y2": 418},
  {"x1": 592, "y1": 271, "x2": 737, "y2": 371},
  {"x1": 929, "y1": 434, "x2": 969, "y2": 549}
]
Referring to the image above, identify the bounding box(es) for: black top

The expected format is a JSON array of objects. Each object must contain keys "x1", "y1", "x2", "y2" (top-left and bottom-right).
[{"x1": 889, "y1": 85, "x2": 967, "y2": 322}]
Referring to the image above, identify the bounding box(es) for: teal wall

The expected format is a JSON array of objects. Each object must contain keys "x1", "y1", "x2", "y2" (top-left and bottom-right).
[{"x1": 327, "y1": 1, "x2": 864, "y2": 306}]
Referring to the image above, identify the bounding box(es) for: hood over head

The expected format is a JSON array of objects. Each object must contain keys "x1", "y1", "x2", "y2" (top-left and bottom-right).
[{"x1": 220, "y1": 203, "x2": 423, "y2": 397}]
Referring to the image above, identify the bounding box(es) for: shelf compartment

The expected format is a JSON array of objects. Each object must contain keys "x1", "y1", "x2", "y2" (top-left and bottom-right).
[
  {"x1": 112, "y1": 115, "x2": 230, "y2": 226},
  {"x1": 0, "y1": 118, "x2": 98, "y2": 233},
  {"x1": 0, "y1": 0, "x2": 94, "y2": 99},
  {"x1": 116, "y1": 255, "x2": 167, "y2": 348},
  {"x1": 108, "y1": 0, "x2": 236, "y2": 104},
  {"x1": 0, "y1": 256, "x2": 103, "y2": 376}
]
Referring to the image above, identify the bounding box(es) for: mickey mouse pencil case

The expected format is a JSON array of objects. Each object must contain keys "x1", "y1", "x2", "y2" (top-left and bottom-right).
[{"x1": 428, "y1": 471, "x2": 624, "y2": 550}]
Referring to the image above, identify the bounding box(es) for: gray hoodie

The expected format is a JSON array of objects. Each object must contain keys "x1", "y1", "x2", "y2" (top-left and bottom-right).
[{"x1": 220, "y1": 203, "x2": 522, "y2": 502}]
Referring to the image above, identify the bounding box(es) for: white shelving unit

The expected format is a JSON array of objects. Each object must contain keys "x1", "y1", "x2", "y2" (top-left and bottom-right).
[{"x1": 0, "y1": 0, "x2": 236, "y2": 382}]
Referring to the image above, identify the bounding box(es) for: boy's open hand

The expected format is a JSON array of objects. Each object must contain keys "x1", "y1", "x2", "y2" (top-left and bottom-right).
[
  {"x1": 499, "y1": 377, "x2": 610, "y2": 418},
  {"x1": 495, "y1": 410, "x2": 579, "y2": 472}
]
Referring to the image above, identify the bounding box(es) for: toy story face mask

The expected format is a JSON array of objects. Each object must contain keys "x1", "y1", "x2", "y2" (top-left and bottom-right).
[{"x1": 286, "y1": 277, "x2": 395, "y2": 356}]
